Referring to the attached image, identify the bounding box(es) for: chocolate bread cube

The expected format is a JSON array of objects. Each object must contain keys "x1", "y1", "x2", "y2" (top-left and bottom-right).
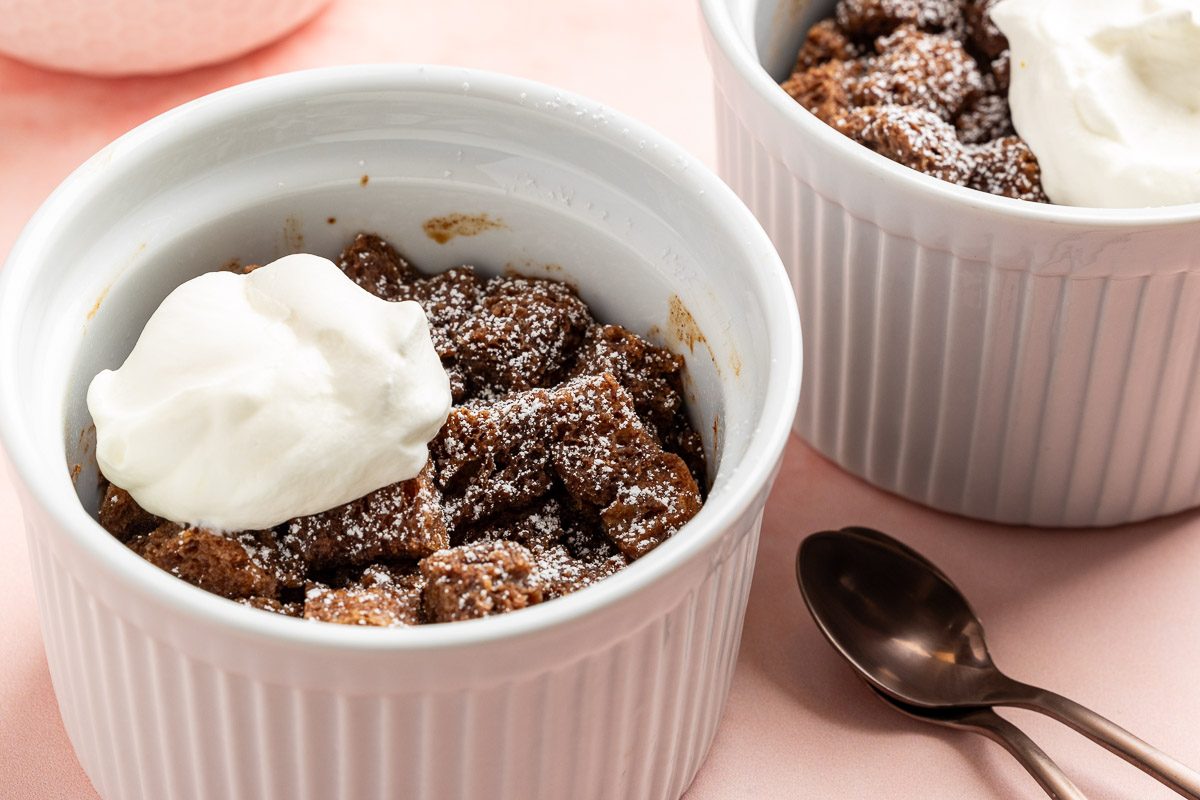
[
  {"x1": 550, "y1": 374, "x2": 702, "y2": 559},
  {"x1": 98, "y1": 483, "x2": 162, "y2": 542},
  {"x1": 457, "y1": 275, "x2": 592, "y2": 397},
  {"x1": 431, "y1": 390, "x2": 558, "y2": 526},
  {"x1": 130, "y1": 524, "x2": 283, "y2": 600},
  {"x1": 420, "y1": 540, "x2": 545, "y2": 622},
  {"x1": 337, "y1": 233, "x2": 418, "y2": 300},
  {"x1": 303, "y1": 564, "x2": 425, "y2": 627},
  {"x1": 285, "y1": 461, "x2": 449, "y2": 570}
]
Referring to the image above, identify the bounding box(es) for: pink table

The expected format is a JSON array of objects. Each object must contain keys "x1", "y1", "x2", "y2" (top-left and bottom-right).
[{"x1": 2, "y1": 2, "x2": 1198, "y2": 797}]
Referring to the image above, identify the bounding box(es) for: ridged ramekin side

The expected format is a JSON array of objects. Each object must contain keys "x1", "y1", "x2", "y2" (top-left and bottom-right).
[{"x1": 24, "y1": 492, "x2": 763, "y2": 800}]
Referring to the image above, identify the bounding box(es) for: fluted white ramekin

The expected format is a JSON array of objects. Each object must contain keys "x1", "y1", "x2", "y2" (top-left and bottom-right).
[
  {"x1": 0, "y1": 66, "x2": 801, "y2": 800},
  {"x1": 700, "y1": 0, "x2": 1200, "y2": 527}
]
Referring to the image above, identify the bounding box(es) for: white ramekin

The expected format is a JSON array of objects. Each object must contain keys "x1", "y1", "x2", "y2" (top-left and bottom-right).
[
  {"x1": 700, "y1": 0, "x2": 1200, "y2": 527},
  {"x1": 0, "y1": 66, "x2": 800, "y2": 800}
]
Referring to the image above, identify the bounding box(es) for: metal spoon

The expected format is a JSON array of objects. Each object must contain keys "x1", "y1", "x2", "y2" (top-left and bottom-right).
[
  {"x1": 796, "y1": 526, "x2": 1200, "y2": 799},
  {"x1": 870, "y1": 688, "x2": 1087, "y2": 800}
]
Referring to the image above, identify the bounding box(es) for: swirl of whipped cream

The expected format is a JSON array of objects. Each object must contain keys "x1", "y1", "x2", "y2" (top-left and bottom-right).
[
  {"x1": 88, "y1": 254, "x2": 451, "y2": 531},
  {"x1": 992, "y1": 0, "x2": 1200, "y2": 207}
]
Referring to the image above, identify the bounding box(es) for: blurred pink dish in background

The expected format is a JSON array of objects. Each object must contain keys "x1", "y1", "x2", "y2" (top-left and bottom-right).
[{"x1": 0, "y1": 0, "x2": 332, "y2": 76}]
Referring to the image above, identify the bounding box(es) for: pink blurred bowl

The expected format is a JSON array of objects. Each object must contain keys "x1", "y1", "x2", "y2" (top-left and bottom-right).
[{"x1": 0, "y1": 0, "x2": 331, "y2": 76}]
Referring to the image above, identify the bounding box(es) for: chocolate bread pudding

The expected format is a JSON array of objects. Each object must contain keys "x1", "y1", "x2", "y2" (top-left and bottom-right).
[
  {"x1": 97, "y1": 233, "x2": 707, "y2": 626},
  {"x1": 781, "y1": 0, "x2": 1048, "y2": 202}
]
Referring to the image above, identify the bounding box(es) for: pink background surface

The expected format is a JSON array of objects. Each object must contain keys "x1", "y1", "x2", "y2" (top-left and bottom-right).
[{"x1": 1, "y1": 1, "x2": 1198, "y2": 798}]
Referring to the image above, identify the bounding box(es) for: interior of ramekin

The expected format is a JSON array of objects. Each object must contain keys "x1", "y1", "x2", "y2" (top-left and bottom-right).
[
  {"x1": 702, "y1": 0, "x2": 1200, "y2": 225},
  {"x1": 0, "y1": 65, "x2": 800, "y2": 648}
]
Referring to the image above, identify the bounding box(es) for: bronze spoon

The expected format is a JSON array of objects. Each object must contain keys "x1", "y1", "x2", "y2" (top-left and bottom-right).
[{"x1": 796, "y1": 526, "x2": 1200, "y2": 799}]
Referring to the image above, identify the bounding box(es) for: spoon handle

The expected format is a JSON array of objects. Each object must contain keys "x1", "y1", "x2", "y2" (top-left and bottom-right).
[
  {"x1": 962, "y1": 708, "x2": 1088, "y2": 800},
  {"x1": 1009, "y1": 683, "x2": 1200, "y2": 799}
]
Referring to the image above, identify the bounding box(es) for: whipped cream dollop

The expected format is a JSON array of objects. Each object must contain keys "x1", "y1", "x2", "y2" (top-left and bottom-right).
[
  {"x1": 88, "y1": 254, "x2": 452, "y2": 531},
  {"x1": 992, "y1": 0, "x2": 1200, "y2": 207}
]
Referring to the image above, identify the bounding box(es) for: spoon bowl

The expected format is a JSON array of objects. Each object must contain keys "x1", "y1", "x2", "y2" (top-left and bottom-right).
[{"x1": 797, "y1": 526, "x2": 1001, "y2": 708}]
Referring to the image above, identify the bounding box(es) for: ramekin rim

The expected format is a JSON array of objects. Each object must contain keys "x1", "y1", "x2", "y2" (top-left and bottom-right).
[
  {"x1": 0, "y1": 64, "x2": 802, "y2": 652},
  {"x1": 697, "y1": 0, "x2": 1200, "y2": 227}
]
